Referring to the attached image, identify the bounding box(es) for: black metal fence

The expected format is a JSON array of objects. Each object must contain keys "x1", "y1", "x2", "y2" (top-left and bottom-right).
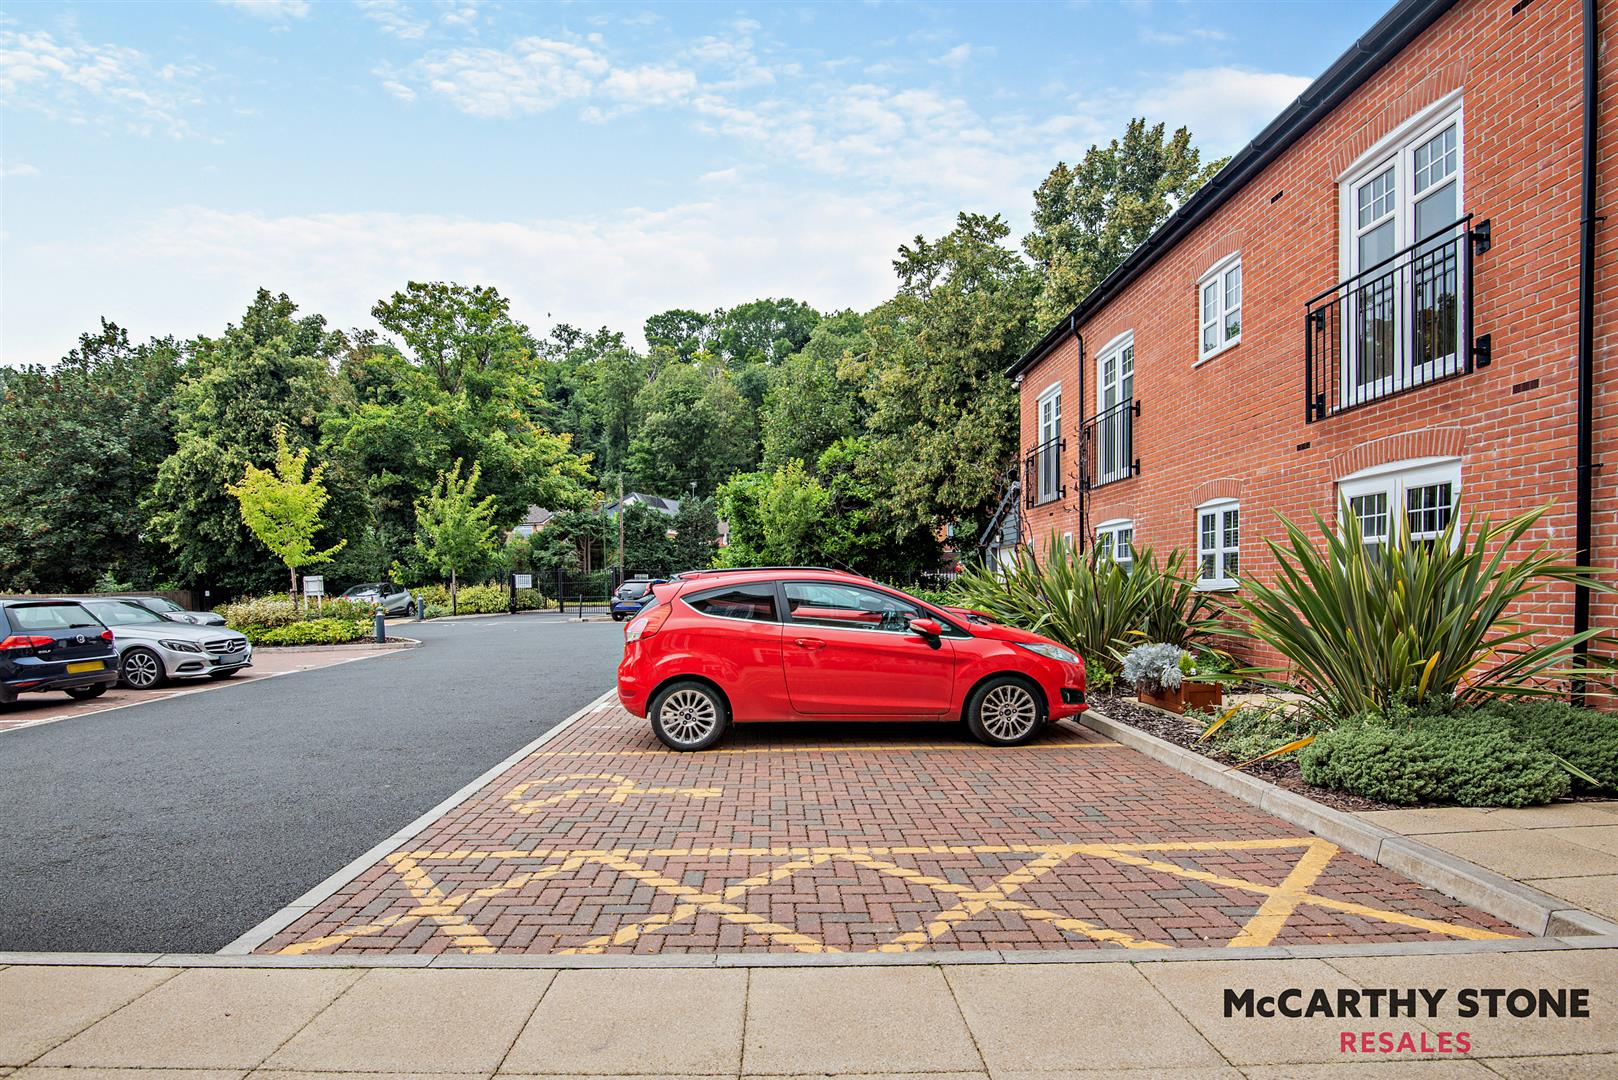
[
  {"x1": 1080, "y1": 397, "x2": 1138, "y2": 491},
  {"x1": 1305, "y1": 215, "x2": 1489, "y2": 422}
]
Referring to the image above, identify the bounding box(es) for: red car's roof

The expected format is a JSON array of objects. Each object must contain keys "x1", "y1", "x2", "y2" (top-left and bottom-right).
[{"x1": 673, "y1": 567, "x2": 873, "y2": 589}]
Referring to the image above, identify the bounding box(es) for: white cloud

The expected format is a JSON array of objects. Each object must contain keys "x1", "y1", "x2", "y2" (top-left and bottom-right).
[
  {"x1": 357, "y1": 0, "x2": 429, "y2": 40},
  {"x1": 1, "y1": 160, "x2": 41, "y2": 178},
  {"x1": 1134, "y1": 67, "x2": 1311, "y2": 154},
  {"x1": 408, "y1": 38, "x2": 613, "y2": 117},
  {"x1": 935, "y1": 44, "x2": 975, "y2": 68},
  {"x1": 0, "y1": 29, "x2": 204, "y2": 138},
  {"x1": 217, "y1": 0, "x2": 310, "y2": 19},
  {"x1": 3, "y1": 193, "x2": 939, "y2": 363}
]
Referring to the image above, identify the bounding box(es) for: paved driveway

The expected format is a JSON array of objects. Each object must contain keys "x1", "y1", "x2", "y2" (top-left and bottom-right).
[
  {"x1": 0, "y1": 616, "x2": 624, "y2": 954},
  {"x1": 259, "y1": 699, "x2": 1517, "y2": 956}
]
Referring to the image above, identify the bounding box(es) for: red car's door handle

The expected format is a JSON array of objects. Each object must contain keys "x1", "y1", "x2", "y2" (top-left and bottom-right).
[{"x1": 793, "y1": 637, "x2": 827, "y2": 650}]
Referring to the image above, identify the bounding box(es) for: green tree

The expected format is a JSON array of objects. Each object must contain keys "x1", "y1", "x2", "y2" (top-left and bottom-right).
[
  {"x1": 371, "y1": 282, "x2": 532, "y2": 395},
  {"x1": 714, "y1": 298, "x2": 821, "y2": 366},
  {"x1": 815, "y1": 437, "x2": 940, "y2": 578},
  {"x1": 760, "y1": 310, "x2": 868, "y2": 473},
  {"x1": 1024, "y1": 118, "x2": 1225, "y2": 324},
  {"x1": 626, "y1": 362, "x2": 755, "y2": 495},
  {"x1": 0, "y1": 322, "x2": 182, "y2": 592},
  {"x1": 324, "y1": 290, "x2": 593, "y2": 578},
  {"x1": 412, "y1": 460, "x2": 499, "y2": 612},
  {"x1": 715, "y1": 461, "x2": 829, "y2": 567},
  {"x1": 227, "y1": 425, "x2": 347, "y2": 596},
  {"x1": 643, "y1": 309, "x2": 712, "y2": 362},
  {"x1": 851, "y1": 212, "x2": 1038, "y2": 536},
  {"x1": 148, "y1": 289, "x2": 355, "y2": 597},
  {"x1": 669, "y1": 495, "x2": 720, "y2": 572}
]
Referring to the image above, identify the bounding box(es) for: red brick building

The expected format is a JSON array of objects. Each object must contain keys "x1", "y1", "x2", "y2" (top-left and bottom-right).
[{"x1": 1007, "y1": 0, "x2": 1616, "y2": 657}]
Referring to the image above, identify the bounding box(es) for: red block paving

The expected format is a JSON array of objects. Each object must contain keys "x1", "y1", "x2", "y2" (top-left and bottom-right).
[{"x1": 258, "y1": 700, "x2": 1519, "y2": 956}]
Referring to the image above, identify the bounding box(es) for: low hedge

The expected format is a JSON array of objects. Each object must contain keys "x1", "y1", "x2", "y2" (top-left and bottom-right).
[
  {"x1": 1476, "y1": 698, "x2": 1618, "y2": 794},
  {"x1": 241, "y1": 618, "x2": 369, "y2": 647},
  {"x1": 217, "y1": 595, "x2": 302, "y2": 630},
  {"x1": 412, "y1": 583, "x2": 548, "y2": 615},
  {"x1": 1298, "y1": 709, "x2": 1570, "y2": 807},
  {"x1": 1189, "y1": 705, "x2": 1320, "y2": 766}
]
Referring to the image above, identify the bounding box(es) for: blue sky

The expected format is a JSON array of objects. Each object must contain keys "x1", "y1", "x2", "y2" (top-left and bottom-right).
[{"x1": 1, "y1": 0, "x2": 1389, "y2": 365}]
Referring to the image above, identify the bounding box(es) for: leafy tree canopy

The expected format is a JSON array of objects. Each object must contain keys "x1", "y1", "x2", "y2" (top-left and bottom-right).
[{"x1": 1024, "y1": 118, "x2": 1226, "y2": 325}]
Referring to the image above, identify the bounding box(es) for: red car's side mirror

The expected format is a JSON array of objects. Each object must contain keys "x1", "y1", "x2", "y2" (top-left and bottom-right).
[{"x1": 908, "y1": 618, "x2": 943, "y2": 638}]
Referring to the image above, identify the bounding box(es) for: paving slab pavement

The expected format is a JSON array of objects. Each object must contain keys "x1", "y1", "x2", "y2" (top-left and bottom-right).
[
  {"x1": 1359, "y1": 801, "x2": 1618, "y2": 921},
  {"x1": 3, "y1": 948, "x2": 1615, "y2": 1075}
]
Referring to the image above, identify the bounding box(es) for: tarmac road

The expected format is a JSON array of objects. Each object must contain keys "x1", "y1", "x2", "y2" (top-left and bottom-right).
[{"x1": 0, "y1": 615, "x2": 624, "y2": 953}]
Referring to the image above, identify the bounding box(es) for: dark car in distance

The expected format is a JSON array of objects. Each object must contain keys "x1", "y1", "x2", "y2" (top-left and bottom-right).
[
  {"x1": 0, "y1": 599, "x2": 120, "y2": 706},
  {"x1": 610, "y1": 578, "x2": 662, "y2": 622}
]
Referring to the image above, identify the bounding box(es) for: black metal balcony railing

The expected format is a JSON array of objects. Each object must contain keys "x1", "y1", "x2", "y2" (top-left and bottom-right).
[
  {"x1": 1023, "y1": 437, "x2": 1066, "y2": 507},
  {"x1": 1305, "y1": 215, "x2": 1491, "y2": 423},
  {"x1": 1080, "y1": 398, "x2": 1139, "y2": 491}
]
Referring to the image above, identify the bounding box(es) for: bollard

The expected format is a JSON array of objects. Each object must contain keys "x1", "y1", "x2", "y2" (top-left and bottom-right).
[
  {"x1": 414, "y1": 593, "x2": 423, "y2": 622},
  {"x1": 374, "y1": 608, "x2": 386, "y2": 643}
]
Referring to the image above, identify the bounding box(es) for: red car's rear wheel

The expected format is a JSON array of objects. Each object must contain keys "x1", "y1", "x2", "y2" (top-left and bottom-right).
[{"x1": 650, "y1": 680, "x2": 730, "y2": 751}]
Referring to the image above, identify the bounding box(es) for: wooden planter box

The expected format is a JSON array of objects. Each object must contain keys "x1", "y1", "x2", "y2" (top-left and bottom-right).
[{"x1": 1138, "y1": 681, "x2": 1223, "y2": 715}]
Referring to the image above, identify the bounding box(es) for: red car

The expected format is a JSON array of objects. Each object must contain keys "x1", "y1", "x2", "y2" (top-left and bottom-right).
[{"x1": 617, "y1": 567, "x2": 1086, "y2": 751}]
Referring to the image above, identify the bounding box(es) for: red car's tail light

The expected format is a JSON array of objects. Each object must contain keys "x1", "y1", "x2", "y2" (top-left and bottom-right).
[
  {"x1": 0, "y1": 634, "x2": 56, "y2": 651},
  {"x1": 625, "y1": 604, "x2": 671, "y2": 642}
]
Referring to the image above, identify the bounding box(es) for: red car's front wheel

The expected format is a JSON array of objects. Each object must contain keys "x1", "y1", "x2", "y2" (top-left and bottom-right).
[
  {"x1": 966, "y1": 676, "x2": 1045, "y2": 746},
  {"x1": 650, "y1": 680, "x2": 730, "y2": 751}
]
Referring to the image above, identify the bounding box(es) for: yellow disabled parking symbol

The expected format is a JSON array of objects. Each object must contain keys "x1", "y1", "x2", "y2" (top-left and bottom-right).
[{"x1": 502, "y1": 773, "x2": 722, "y2": 813}]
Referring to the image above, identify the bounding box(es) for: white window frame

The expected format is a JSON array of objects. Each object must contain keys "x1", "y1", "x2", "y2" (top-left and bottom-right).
[
  {"x1": 1035, "y1": 381, "x2": 1062, "y2": 504},
  {"x1": 1095, "y1": 518, "x2": 1135, "y2": 573},
  {"x1": 1094, "y1": 331, "x2": 1135, "y2": 487},
  {"x1": 1337, "y1": 456, "x2": 1461, "y2": 550},
  {"x1": 1336, "y1": 93, "x2": 1466, "y2": 407},
  {"x1": 1196, "y1": 253, "x2": 1242, "y2": 362},
  {"x1": 1195, "y1": 498, "x2": 1240, "y2": 591}
]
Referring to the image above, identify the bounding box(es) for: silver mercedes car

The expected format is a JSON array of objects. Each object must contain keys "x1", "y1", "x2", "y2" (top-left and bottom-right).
[{"x1": 80, "y1": 599, "x2": 253, "y2": 690}]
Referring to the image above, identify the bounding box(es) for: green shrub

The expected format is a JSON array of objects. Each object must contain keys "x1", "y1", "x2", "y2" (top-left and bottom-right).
[
  {"x1": 1084, "y1": 661, "x2": 1116, "y2": 695},
  {"x1": 218, "y1": 595, "x2": 302, "y2": 630},
  {"x1": 1476, "y1": 698, "x2": 1618, "y2": 794},
  {"x1": 949, "y1": 534, "x2": 1221, "y2": 673},
  {"x1": 1298, "y1": 709, "x2": 1570, "y2": 807},
  {"x1": 313, "y1": 597, "x2": 379, "y2": 621},
  {"x1": 1191, "y1": 705, "x2": 1321, "y2": 766},
  {"x1": 242, "y1": 618, "x2": 369, "y2": 646},
  {"x1": 1235, "y1": 504, "x2": 1615, "y2": 726},
  {"x1": 410, "y1": 583, "x2": 548, "y2": 616}
]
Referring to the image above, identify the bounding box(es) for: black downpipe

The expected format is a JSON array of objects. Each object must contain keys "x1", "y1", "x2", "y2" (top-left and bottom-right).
[
  {"x1": 1573, "y1": 0, "x2": 1599, "y2": 693},
  {"x1": 1073, "y1": 320, "x2": 1086, "y2": 553}
]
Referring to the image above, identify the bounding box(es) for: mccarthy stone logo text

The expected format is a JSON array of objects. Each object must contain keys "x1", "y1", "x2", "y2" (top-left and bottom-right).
[{"x1": 1224, "y1": 986, "x2": 1591, "y2": 1020}]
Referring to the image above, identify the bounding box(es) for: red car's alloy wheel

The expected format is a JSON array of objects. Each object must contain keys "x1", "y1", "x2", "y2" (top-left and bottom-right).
[{"x1": 650, "y1": 681, "x2": 729, "y2": 751}]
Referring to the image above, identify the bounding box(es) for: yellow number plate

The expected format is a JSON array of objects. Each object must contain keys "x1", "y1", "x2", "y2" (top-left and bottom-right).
[{"x1": 66, "y1": 660, "x2": 105, "y2": 674}]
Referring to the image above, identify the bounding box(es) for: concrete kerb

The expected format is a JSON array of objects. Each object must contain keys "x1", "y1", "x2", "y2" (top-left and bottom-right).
[
  {"x1": 1078, "y1": 705, "x2": 1618, "y2": 940},
  {"x1": 214, "y1": 686, "x2": 621, "y2": 955},
  {"x1": 4, "y1": 935, "x2": 1617, "y2": 971}
]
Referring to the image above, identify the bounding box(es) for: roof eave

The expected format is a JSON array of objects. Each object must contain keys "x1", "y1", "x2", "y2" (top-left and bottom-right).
[{"x1": 1006, "y1": 0, "x2": 1459, "y2": 381}]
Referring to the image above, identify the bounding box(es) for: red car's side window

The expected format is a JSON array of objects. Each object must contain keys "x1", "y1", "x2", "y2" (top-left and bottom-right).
[{"x1": 685, "y1": 584, "x2": 779, "y2": 622}]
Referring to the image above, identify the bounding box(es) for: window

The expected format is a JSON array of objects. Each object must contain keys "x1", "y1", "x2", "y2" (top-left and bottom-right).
[
  {"x1": 785, "y1": 582, "x2": 926, "y2": 634},
  {"x1": 1095, "y1": 332, "x2": 1135, "y2": 486},
  {"x1": 685, "y1": 583, "x2": 778, "y2": 622},
  {"x1": 7, "y1": 603, "x2": 99, "y2": 631},
  {"x1": 1198, "y1": 255, "x2": 1242, "y2": 360},
  {"x1": 1095, "y1": 519, "x2": 1135, "y2": 573},
  {"x1": 1196, "y1": 499, "x2": 1239, "y2": 589},
  {"x1": 1338, "y1": 457, "x2": 1460, "y2": 552},
  {"x1": 1036, "y1": 382, "x2": 1062, "y2": 503},
  {"x1": 1339, "y1": 100, "x2": 1465, "y2": 405}
]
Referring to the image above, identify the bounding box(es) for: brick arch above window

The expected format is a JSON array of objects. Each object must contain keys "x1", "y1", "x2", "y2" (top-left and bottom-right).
[
  {"x1": 1326, "y1": 62, "x2": 1468, "y2": 175},
  {"x1": 1328, "y1": 426, "x2": 1466, "y2": 480},
  {"x1": 1189, "y1": 228, "x2": 1246, "y2": 274},
  {"x1": 1090, "y1": 499, "x2": 1137, "y2": 528},
  {"x1": 1191, "y1": 477, "x2": 1243, "y2": 505}
]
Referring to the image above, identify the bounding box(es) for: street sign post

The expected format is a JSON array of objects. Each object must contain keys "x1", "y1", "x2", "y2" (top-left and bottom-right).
[{"x1": 509, "y1": 572, "x2": 532, "y2": 614}]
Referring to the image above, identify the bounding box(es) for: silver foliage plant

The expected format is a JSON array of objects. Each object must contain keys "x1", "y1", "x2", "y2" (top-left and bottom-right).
[{"x1": 1122, "y1": 642, "x2": 1186, "y2": 694}]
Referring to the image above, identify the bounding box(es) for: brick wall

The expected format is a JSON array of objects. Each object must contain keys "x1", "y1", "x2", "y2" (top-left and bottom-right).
[{"x1": 1017, "y1": 0, "x2": 1617, "y2": 663}]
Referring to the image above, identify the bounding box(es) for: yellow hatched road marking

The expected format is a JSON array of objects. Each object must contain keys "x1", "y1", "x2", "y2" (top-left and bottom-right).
[
  {"x1": 275, "y1": 834, "x2": 1511, "y2": 956},
  {"x1": 502, "y1": 773, "x2": 721, "y2": 813}
]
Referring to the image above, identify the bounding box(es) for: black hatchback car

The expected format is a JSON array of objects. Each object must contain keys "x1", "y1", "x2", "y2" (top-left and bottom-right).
[{"x1": 0, "y1": 599, "x2": 120, "y2": 706}]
